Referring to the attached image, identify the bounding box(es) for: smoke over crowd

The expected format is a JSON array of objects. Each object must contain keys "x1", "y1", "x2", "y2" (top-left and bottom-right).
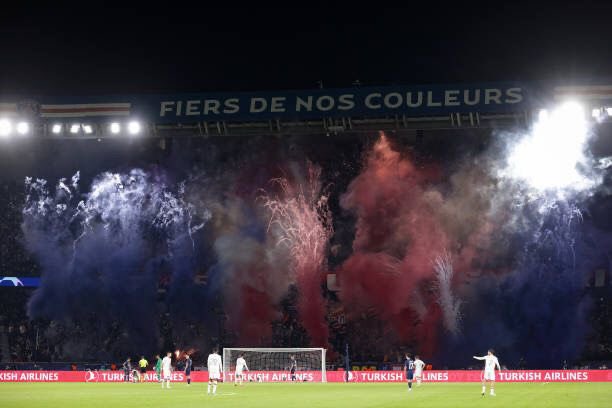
[{"x1": 13, "y1": 104, "x2": 612, "y2": 367}]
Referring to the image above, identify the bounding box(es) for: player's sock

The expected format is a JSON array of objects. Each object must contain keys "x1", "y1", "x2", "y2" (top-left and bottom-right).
[
  {"x1": 408, "y1": 381, "x2": 412, "y2": 390},
  {"x1": 213, "y1": 384, "x2": 217, "y2": 394},
  {"x1": 207, "y1": 383, "x2": 211, "y2": 394},
  {"x1": 490, "y1": 388, "x2": 495, "y2": 396},
  {"x1": 187, "y1": 378, "x2": 191, "y2": 385},
  {"x1": 482, "y1": 385, "x2": 486, "y2": 395}
]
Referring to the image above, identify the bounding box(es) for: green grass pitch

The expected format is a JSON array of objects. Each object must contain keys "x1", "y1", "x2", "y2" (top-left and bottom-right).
[{"x1": 1, "y1": 382, "x2": 611, "y2": 408}]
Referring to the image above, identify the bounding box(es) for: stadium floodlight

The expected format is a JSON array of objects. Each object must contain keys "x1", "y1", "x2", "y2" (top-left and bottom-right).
[
  {"x1": 109, "y1": 122, "x2": 121, "y2": 134},
  {"x1": 592, "y1": 108, "x2": 601, "y2": 119},
  {"x1": 16, "y1": 122, "x2": 30, "y2": 135},
  {"x1": 127, "y1": 121, "x2": 141, "y2": 135},
  {"x1": 505, "y1": 101, "x2": 591, "y2": 192},
  {"x1": 82, "y1": 124, "x2": 93, "y2": 134},
  {"x1": 607, "y1": 107, "x2": 612, "y2": 117},
  {"x1": 0, "y1": 119, "x2": 12, "y2": 137},
  {"x1": 538, "y1": 109, "x2": 548, "y2": 121},
  {"x1": 52, "y1": 124, "x2": 63, "y2": 134},
  {"x1": 70, "y1": 124, "x2": 80, "y2": 134}
]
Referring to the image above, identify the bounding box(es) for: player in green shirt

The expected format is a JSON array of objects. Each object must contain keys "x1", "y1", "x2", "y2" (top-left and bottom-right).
[{"x1": 154, "y1": 355, "x2": 162, "y2": 382}]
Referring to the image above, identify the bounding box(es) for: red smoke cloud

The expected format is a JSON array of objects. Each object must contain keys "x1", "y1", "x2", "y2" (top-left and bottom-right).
[{"x1": 338, "y1": 133, "x2": 462, "y2": 356}]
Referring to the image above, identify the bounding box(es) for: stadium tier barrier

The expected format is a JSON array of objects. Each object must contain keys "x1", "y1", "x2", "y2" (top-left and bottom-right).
[{"x1": 1, "y1": 370, "x2": 611, "y2": 383}]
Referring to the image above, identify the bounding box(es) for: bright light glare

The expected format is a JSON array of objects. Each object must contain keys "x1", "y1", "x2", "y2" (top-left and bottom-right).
[
  {"x1": 109, "y1": 122, "x2": 120, "y2": 134},
  {"x1": 504, "y1": 101, "x2": 593, "y2": 192},
  {"x1": 52, "y1": 124, "x2": 63, "y2": 134},
  {"x1": 607, "y1": 107, "x2": 612, "y2": 117},
  {"x1": 592, "y1": 108, "x2": 601, "y2": 118},
  {"x1": 0, "y1": 119, "x2": 12, "y2": 137},
  {"x1": 16, "y1": 122, "x2": 29, "y2": 135},
  {"x1": 538, "y1": 109, "x2": 548, "y2": 121},
  {"x1": 127, "y1": 121, "x2": 141, "y2": 135},
  {"x1": 70, "y1": 124, "x2": 80, "y2": 134},
  {"x1": 83, "y1": 125, "x2": 93, "y2": 134}
]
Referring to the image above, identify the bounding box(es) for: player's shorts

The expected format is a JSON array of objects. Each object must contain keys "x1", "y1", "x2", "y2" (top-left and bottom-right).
[
  {"x1": 290, "y1": 368, "x2": 296, "y2": 375},
  {"x1": 235, "y1": 370, "x2": 243, "y2": 377},
  {"x1": 406, "y1": 370, "x2": 414, "y2": 380},
  {"x1": 209, "y1": 370, "x2": 221, "y2": 380},
  {"x1": 162, "y1": 370, "x2": 171, "y2": 380},
  {"x1": 483, "y1": 370, "x2": 495, "y2": 381},
  {"x1": 140, "y1": 367, "x2": 146, "y2": 374},
  {"x1": 415, "y1": 370, "x2": 423, "y2": 377},
  {"x1": 185, "y1": 369, "x2": 191, "y2": 376}
]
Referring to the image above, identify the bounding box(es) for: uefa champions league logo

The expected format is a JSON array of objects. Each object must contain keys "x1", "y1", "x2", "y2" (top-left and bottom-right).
[{"x1": 0, "y1": 277, "x2": 24, "y2": 287}]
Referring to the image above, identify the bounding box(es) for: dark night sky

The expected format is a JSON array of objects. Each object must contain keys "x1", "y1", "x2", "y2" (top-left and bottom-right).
[{"x1": 1, "y1": 3, "x2": 612, "y2": 96}]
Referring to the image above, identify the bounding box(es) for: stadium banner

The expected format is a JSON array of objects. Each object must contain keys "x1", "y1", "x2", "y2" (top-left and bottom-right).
[
  {"x1": 11, "y1": 81, "x2": 533, "y2": 123},
  {"x1": 132, "y1": 82, "x2": 529, "y2": 123},
  {"x1": 5, "y1": 80, "x2": 612, "y2": 124},
  {"x1": 1, "y1": 370, "x2": 612, "y2": 383}
]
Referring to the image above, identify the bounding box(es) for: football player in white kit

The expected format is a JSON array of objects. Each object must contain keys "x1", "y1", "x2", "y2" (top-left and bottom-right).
[
  {"x1": 413, "y1": 355, "x2": 426, "y2": 386},
  {"x1": 234, "y1": 353, "x2": 249, "y2": 386},
  {"x1": 207, "y1": 347, "x2": 223, "y2": 395},
  {"x1": 161, "y1": 352, "x2": 173, "y2": 389},
  {"x1": 473, "y1": 349, "x2": 501, "y2": 396}
]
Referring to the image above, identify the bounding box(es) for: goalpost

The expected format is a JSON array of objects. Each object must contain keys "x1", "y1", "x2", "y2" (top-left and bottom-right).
[{"x1": 222, "y1": 348, "x2": 327, "y2": 383}]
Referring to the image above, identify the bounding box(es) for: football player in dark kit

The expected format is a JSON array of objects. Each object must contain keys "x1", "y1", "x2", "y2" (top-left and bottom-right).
[
  {"x1": 184, "y1": 354, "x2": 193, "y2": 385},
  {"x1": 122, "y1": 357, "x2": 132, "y2": 382},
  {"x1": 404, "y1": 353, "x2": 414, "y2": 392},
  {"x1": 290, "y1": 355, "x2": 297, "y2": 381}
]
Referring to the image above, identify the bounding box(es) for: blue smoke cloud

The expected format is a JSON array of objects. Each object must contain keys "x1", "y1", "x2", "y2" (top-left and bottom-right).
[{"x1": 22, "y1": 169, "x2": 210, "y2": 360}]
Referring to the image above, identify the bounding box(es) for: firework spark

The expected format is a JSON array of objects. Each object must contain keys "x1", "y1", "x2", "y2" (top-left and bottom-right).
[
  {"x1": 433, "y1": 251, "x2": 462, "y2": 336},
  {"x1": 261, "y1": 162, "x2": 333, "y2": 346}
]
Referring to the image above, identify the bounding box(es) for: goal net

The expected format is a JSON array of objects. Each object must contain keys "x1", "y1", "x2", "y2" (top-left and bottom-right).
[{"x1": 222, "y1": 347, "x2": 327, "y2": 383}]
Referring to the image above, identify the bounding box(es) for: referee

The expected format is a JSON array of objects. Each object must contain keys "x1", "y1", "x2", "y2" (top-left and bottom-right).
[{"x1": 138, "y1": 356, "x2": 148, "y2": 383}]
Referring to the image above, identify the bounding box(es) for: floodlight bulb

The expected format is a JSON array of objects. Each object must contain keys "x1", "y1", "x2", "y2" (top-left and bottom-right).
[
  {"x1": 128, "y1": 121, "x2": 141, "y2": 135},
  {"x1": 110, "y1": 122, "x2": 121, "y2": 134},
  {"x1": 0, "y1": 119, "x2": 12, "y2": 137},
  {"x1": 16, "y1": 122, "x2": 29, "y2": 135}
]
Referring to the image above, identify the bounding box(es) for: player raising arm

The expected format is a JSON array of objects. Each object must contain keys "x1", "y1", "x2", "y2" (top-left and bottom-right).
[
  {"x1": 473, "y1": 349, "x2": 501, "y2": 396},
  {"x1": 413, "y1": 355, "x2": 425, "y2": 386},
  {"x1": 234, "y1": 353, "x2": 249, "y2": 386},
  {"x1": 404, "y1": 353, "x2": 414, "y2": 392},
  {"x1": 207, "y1": 347, "x2": 223, "y2": 395}
]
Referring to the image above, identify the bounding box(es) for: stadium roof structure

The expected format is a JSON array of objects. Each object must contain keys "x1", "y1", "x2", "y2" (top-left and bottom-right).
[{"x1": 0, "y1": 81, "x2": 611, "y2": 139}]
